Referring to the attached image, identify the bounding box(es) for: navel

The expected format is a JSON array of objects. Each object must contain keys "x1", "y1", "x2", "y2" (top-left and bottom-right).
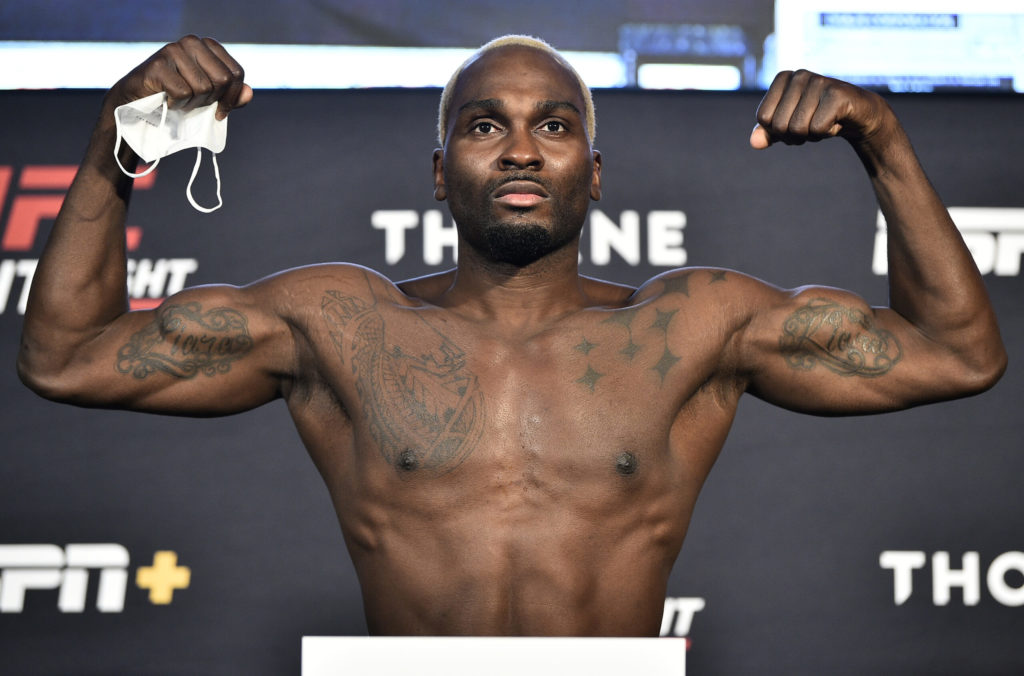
[
  {"x1": 615, "y1": 451, "x2": 638, "y2": 476},
  {"x1": 395, "y1": 448, "x2": 420, "y2": 472}
]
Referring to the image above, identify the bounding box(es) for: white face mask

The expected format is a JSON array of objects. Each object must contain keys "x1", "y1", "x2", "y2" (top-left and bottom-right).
[{"x1": 113, "y1": 92, "x2": 228, "y2": 213}]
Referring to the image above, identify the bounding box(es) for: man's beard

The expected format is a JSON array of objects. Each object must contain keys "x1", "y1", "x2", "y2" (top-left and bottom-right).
[{"x1": 480, "y1": 221, "x2": 555, "y2": 267}]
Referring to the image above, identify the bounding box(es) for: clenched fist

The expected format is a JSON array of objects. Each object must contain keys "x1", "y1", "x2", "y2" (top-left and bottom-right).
[{"x1": 750, "y1": 70, "x2": 893, "y2": 150}]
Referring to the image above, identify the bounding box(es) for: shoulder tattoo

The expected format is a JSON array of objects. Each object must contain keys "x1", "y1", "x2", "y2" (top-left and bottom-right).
[
  {"x1": 660, "y1": 269, "x2": 728, "y2": 297},
  {"x1": 574, "y1": 303, "x2": 684, "y2": 392}
]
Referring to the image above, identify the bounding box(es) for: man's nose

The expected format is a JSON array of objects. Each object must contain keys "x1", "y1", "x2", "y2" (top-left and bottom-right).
[{"x1": 498, "y1": 128, "x2": 543, "y2": 170}]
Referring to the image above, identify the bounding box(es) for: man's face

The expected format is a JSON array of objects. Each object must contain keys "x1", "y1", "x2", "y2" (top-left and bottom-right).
[{"x1": 433, "y1": 46, "x2": 602, "y2": 267}]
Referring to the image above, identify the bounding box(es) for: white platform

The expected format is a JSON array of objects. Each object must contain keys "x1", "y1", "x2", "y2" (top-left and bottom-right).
[{"x1": 302, "y1": 636, "x2": 687, "y2": 676}]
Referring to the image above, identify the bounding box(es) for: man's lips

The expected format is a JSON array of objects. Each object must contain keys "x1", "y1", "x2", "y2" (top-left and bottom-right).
[{"x1": 494, "y1": 180, "x2": 548, "y2": 207}]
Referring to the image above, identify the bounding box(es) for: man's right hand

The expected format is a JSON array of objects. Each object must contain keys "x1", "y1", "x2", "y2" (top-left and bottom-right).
[{"x1": 106, "y1": 35, "x2": 252, "y2": 121}]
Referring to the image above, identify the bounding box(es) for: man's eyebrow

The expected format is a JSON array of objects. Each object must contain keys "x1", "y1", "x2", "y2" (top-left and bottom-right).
[
  {"x1": 456, "y1": 98, "x2": 582, "y2": 118},
  {"x1": 536, "y1": 100, "x2": 582, "y2": 117},
  {"x1": 457, "y1": 98, "x2": 504, "y2": 115}
]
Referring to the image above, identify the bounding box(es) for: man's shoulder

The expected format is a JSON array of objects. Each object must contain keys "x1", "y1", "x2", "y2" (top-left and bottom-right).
[
  {"x1": 255, "y1": 262, "x2": 397, "y2": 295},
  {"x1": 395, "y1": 269, "x2": 457, "y2": 303},
  {"x1": 578, "y1": 275, "x2": 637, "y2": 307},
  {"x1": 246, "y1": 263, "x2": 427, "y2": 319},
  {"x1": 627, "y1": 266, "x2": 776, "y2": 308}
]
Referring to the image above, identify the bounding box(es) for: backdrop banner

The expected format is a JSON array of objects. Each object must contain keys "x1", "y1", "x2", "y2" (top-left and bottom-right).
[{"x1": 1, "y1": 87, "x2": 1021, "y2": 675}]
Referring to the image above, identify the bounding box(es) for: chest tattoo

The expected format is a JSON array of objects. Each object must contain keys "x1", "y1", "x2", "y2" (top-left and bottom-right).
[
  {"x1": 573, "y1": 304, "x2": 683, "y2": 392},
  {"x1": 320, "y1": 285, "x2": 485, "y2": 474}
]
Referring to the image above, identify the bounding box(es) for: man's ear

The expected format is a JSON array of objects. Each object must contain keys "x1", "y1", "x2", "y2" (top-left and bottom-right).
[
  {"x1": 590, "y1": 149, "x2": 602, "y2": 201},
  {"x1": 433, "y1": 149, "x2": 447, "y2": 201}
]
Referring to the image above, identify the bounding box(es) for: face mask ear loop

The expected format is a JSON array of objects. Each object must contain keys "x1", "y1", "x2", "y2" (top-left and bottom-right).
[
  {"x1": 113, "y1": 96, "x2": 166, "y2": 178},
  {"x1": 186, "y1": 148, "x2": 223, "y2": 213}
]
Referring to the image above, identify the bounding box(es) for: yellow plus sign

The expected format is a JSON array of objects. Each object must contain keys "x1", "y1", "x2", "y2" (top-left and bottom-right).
[{"x1": 136, "y1": 551, "x2": 191, "y2": 605}]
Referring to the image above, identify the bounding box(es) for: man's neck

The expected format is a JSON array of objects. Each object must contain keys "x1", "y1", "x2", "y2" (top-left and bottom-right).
[{"x1": 439, "y1": 241, "x2": 591, "y2": 327}]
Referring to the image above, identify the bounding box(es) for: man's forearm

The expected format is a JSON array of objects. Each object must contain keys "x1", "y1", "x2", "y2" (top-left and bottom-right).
[
  {"x1": 19, "y1": 100, "x2": 138, "y2": 375},
  {"x1": 856, "y1": 118, "x2": 1005, "y2": 376}
]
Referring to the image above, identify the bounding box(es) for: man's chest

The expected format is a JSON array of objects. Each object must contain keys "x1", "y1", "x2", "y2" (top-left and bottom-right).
[{"x1": 313, "y1": 293, "x2": 727, "y2": 477}]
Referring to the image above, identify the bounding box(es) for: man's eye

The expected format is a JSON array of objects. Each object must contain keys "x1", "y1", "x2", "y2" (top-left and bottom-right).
[
  {"x1": 543, "y1": 121, "x2": 566, "y2": 133},
  {"x1": 474, "y1": 122, "x2": 495, "y2": 134}
]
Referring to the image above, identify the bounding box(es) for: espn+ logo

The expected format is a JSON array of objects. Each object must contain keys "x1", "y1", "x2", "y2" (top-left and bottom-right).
[
  {"x1": 0, "y1": 544, "x2": 190, "y2": 613},
  {"x1": 0, "y1": 165, "x2": 198, "y2": 316}
]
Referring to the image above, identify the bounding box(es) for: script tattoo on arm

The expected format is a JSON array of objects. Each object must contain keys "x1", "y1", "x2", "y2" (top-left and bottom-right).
[
  {"x1": 779, "y1": 298, "x2": 902, "y2": 377},
  {"x1": 320, "y1": 284, "x2": 484, "y2": 475},
  {"x1": 116, "y1": 303, "x2": 254, "y2": 379}
]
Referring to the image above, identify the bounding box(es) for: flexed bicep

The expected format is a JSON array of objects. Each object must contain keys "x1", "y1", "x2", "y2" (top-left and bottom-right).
[
  {"x1": 115, "y1": 302, "x2": 254, "y2": 380},
  {"x1": 21, "y1": 282, "x2": 291, "y2": 416},
  {"x1": 739, "y1": 284, "x2": 990, "y2": 415}
]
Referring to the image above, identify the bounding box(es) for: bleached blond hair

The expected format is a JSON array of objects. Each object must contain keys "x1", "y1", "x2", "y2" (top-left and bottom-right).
[{"x1": 437, "y1": 35, "x2": 596, "y2": 147}]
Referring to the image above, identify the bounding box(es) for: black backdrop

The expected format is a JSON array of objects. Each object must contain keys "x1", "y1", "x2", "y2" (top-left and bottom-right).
[{"x1": 1, "y1": 87, "x2": 1021, "y2": 674}]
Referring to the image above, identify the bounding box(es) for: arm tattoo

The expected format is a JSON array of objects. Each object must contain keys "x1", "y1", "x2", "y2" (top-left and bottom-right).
[
  {"x1": 780, "y1": 298, "x2": 902, "y2": 377},
  {"x1": 116, "y1": 303, "x2": 253, "y2": 379},
  {"x1": 320, "y1": 284, "x2": 484, "y2": 475}
]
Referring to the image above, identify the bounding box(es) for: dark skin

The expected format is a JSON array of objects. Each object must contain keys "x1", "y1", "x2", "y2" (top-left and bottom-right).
[{"x1": 18, "y1": 36, "x2": 1006, "y2": 635}]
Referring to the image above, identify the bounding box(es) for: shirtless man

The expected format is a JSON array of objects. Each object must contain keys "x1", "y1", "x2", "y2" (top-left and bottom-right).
[{"x1": 17, "y1": 35, "x2": 1005, "y2": 635}]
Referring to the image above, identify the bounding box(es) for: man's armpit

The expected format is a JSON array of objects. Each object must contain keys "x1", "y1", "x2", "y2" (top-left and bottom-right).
[
  {"x1": 779, "y1": 298, "x2": 902, "y2": 377},
  {"x1": 115, "y1": 303, "x2": 254, "y2": 379}
]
